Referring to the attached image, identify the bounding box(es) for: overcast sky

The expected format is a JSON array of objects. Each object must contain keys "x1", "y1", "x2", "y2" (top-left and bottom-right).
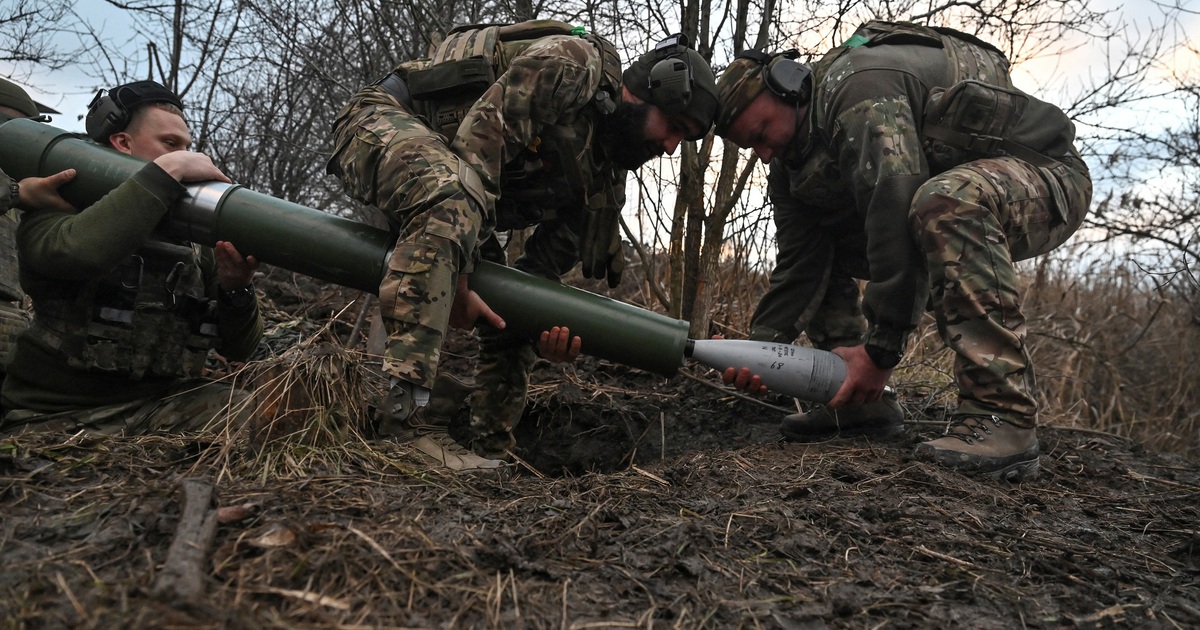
[{"x1": 4, "y1": 0, "x2": 1196, "y2": 135}]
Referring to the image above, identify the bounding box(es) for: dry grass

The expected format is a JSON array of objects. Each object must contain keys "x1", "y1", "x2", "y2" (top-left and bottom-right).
[{"x1": 703, "y1": 245, "x2": 1200, "y2": 460}]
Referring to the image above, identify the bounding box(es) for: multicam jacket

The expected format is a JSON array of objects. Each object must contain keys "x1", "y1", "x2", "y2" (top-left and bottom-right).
[
  {"x1": 0, "y1": 168, "x2": 22, "y2": 302},
  {"x1": 2, "y1": 162, "x2": 263, "y2": 413},
  {"x1": 759, "y1": 21, "x2": 1084, "y2": 354},
  {"x1": 397, "y1": 24, "x2": 627, "y2": 239}
]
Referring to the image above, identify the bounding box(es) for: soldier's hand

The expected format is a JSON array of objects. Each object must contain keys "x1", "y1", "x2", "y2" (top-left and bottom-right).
[
  {"x1": 215, "y1": 241, "x2": 259, "y2": 291},
  {"x1": 17, "y1": 169, "x2": 77, "y2": 212},
  {"x1": 828, "y1": 345, "x2": 892, "y2": 408},
  {"x1": 450, "y1": 274, "x2": 505, "y2": 331},
  {"x1": 154, "y1": 151, "x2": 230, "y2": 183},
  {"x1": 538, "y1": 326, "x2": 581, "y2": 363},
  {"x1": 722, "y1": 366, "x2": 769, "y2": 396}
]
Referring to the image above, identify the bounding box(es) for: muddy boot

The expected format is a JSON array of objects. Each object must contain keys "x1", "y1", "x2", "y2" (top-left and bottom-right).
[
  {"x1": 780, "y1": 390, "x2": 904, "y2": 441},
  {"x1": 379, "y1": 378, "x2": 505, "y2": 474},
  {"x1": 914, "y1": 414, "x2": 1039, "y2": 481}
]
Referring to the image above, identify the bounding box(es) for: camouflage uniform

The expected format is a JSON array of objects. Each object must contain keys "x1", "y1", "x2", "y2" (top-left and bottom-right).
[
  {"x1": 0, "y1": 169, "x2": 30, "y2": 389},
  {"x1": 742, "y1": 22, "x2": 1092, "y2": 428},
  {"x1": 328, "y1": 26, "x2": 626, "y2": 451},
  {"x1": 0, "y1": 162, "x2": 263, "y2": 435}
]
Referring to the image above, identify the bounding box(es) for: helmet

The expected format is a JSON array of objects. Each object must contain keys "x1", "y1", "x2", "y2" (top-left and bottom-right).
[
  {"x1": 715, "y1": 50, "x2": 811, "y2": 135},
  {"x1": 0, "y1": 78, "x2": 58, "y2": 119},
  {"x1": 622, "y1": 33, "x2": 718, "y2": 139},
  {"x1": 85, "y1": 80, "x2": 184, "y2": 143}
]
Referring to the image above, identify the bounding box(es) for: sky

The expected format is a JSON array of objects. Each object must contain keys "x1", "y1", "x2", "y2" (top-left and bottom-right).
[{"x1": 6, "y1": 0, "x2": 1198, "y2": 134}]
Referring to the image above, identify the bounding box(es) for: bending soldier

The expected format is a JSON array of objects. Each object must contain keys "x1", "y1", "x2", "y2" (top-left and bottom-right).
[
  {"x1": 714, "y1": 21, "x2": 1091, "y2": 480},
  {"x1": 328, "y1": 21, "x2": 718, "y2": 471}
]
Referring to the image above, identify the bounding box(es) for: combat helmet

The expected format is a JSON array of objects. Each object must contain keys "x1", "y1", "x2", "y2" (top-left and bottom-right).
[{"x1": 622, "y1": 33, "x2": 718, "y2": 139}]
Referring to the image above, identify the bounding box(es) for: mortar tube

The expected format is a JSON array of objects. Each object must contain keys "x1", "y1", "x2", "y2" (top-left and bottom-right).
[{"x1": 0, "y1": 117, "x2": 691, "y2": 377}]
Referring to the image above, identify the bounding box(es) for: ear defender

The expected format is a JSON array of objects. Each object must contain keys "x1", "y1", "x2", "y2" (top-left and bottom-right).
[
  {"x1": 85, "y1": 89, "x2": 131, "y2": 143},
  {"x1": 84, "y1": 81, "x2": 185, "y2": 144},
  {"x1": 735, "y1": 49, "x2": 812, "y2": 106},
  {"x1": 647, "y1": 33, "x2": 695, "y2": 113}
]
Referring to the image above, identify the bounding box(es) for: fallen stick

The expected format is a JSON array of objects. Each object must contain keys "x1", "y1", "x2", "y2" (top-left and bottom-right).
[{"x1": 152, "y1": 478, "x2": 220, "y2": 600}]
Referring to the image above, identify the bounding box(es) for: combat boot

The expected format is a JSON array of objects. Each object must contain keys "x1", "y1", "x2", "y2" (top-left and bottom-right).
[
  {"x1": 780, "y1": 390, "x2": 905, "y2": 441},
  {"x1": 378, "y1": 377, "x2": 506, "y2": 474},
  {"x1": 914, "y1": 414, "x2": 1039, "y2": 481}
]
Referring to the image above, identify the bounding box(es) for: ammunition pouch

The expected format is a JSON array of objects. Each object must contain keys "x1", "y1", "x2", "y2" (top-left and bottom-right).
[
  {"x1": 922, "y1": 79, "x2": 1073, "y2": 172},
  {"x1": 407, "y1": 57, "x2": 494, "y2": 101},
  {"x1": 26, "y1": 238, "x2": 220, "y2": 380}
]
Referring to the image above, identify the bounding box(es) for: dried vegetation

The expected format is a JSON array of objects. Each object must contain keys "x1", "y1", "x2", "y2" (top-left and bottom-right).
[{"x1": 2, "y1": 254, "x2": 1199, "y2": 628}]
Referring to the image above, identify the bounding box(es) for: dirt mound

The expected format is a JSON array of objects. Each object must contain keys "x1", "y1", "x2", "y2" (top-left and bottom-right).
[
  {"x1": 2, "y1": 276, "x2": 1197, "y2": 627},
  {"x1": 2, "y1": 354, "x2": 1197, "y2": 627}
]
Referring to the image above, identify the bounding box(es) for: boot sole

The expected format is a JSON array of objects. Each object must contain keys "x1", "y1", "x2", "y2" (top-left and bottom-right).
[
  {"x1": 982, "y1": 457, "x2": 1039, "y2": 482},
  {"x1": 914, "y1": 444, "x2": 1040, "y2": 482}
]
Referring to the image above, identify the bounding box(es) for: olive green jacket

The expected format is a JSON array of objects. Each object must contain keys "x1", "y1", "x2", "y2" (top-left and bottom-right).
[{"x1": 2, "y1": 162, "x2": 262, "y2": 413}]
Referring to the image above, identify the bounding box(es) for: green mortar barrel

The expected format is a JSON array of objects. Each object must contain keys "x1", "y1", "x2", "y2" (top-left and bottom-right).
[{"x1": 0, "y1": 117, "x2": 689, "y2": 376}]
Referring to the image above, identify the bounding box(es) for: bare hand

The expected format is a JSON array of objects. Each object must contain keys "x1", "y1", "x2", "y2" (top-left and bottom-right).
[
  {"x1": 828, "y1": 345, "x2": 893, "y2": 408},
  {"x1": 721, "y1": 366, "x2": 769, "y2": 396},
  {"x1": 215, "y1": 241, "x2": 259, "y2": 291},
  {"x1": 538, "y1": 326, "x2": 582, "y2": 363},
  {"x1": 17, "y1": 169, "x2": 77, "y2": 212},
  {"x1": 449, "y1": 274, "x2": 505, "y2": 331},
  {"x1": 153, "y1": 151, "x2": 230, "y2": 184}
]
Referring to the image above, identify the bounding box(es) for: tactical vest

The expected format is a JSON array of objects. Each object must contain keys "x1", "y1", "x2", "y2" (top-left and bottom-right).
[
  {"x1": 807, "y1": 20, "x2": 1073, "y2": 176},
  {"x1": 0, "y1": 213, "x2": 24, "y2": 302},
  {"x1": 25, "y1": 238, "x2": 221, "y2": 380},
  {"x1": 404, "y1": 20, "x2": 624, "y2": 231}
]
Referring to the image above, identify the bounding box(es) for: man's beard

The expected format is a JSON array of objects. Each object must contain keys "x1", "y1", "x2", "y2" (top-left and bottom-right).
[{"x1": 596, "y1": 100, "x2": 662, "y2": 170}]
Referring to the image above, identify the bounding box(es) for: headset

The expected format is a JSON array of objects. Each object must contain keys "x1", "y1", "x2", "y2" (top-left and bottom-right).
[
  {"x1": 85, "y1": 80, "x2": 184, "y2": 143},
  {"x1": 735, "y1": 49, "x2": 812, "y2": 105},
  {"x1": 646, "y1": 33, "x2": 695, "y2": 113}
]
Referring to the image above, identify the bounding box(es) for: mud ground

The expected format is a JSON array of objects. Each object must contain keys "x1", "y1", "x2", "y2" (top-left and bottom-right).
[{"x1": 1, "y1": 273, "x2": 1198, "y2": 628}]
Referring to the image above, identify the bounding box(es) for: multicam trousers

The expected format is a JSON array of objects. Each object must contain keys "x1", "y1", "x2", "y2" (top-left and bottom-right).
[
  {"x1": 466, "y1": 221, "x2": 586, "y2": 456},
  {"x1": 911, "y1": 155, "x2": 1090, "y2": 427},
  {"x1": 754, "y1": 154, "x2": 1090, "y2": 427},
  {"x1": 327, "y1": 86, "x2": 491, "y2": 391},
  {"x1": 0, "y1": 379, "x2": 253, "y2": 436}
]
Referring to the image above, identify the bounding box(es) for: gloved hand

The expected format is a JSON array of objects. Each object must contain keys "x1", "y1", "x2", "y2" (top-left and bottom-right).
[{"x1": 580, "y1": 195, "x2": 626, "y2": 288}]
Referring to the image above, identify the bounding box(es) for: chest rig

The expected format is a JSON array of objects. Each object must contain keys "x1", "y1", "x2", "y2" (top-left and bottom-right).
[
  {"x1": 405, "y1": 19, "x2": 624, "y2": 230},
  {"x1": 788, "y1": 20, "x2": 1016, "y2": 202},
  {"x1": 27, "y1": 238, "x2": 220, "y2": 380}
]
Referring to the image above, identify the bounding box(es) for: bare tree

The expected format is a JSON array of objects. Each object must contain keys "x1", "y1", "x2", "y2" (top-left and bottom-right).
[{"x1": 0, "y1": 0, "x2": 78, "y2": 75}]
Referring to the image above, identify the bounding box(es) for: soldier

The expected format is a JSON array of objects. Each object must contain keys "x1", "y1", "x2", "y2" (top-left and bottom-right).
[
  {"x1": 714, "y1": 21, "x2": 1091, "y2": 480},
  {"x1": 1, "y1": 80, "x2": 264, "y2": 436},
  {"x1": 0, "y1": 79, "x2": 75, "y2": 402},
  {"x1": 328, "y1": 21, "x2": 718, "y2": 471}
]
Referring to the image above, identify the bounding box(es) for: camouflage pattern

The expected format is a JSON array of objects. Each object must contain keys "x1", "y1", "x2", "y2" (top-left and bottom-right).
[
  {"x1": 0, "y1": 169, "x2": 14, "y2": 216},
  {"x1": 736, "y1": 22, "x2": 1092, "y2": 424},
  {"x1": 466, "y1": 212, "x2": 588, "y2": 452},
  {"x1": 2, "y1": 163, "x2": 263, "y2": 415},
  {"x1": 714, "y1": 57, "x2": 768, "y2": 136},
  {"x1": 24, "y1": 239, "x2": 220, "y2": 380},
  {"x1": 469, "y1": 323, "x2": 536, "y2": 456},
  {"x1": 911, "y1": 155, "x2": 1090, "y2": 426},
  {"x1": 0, "y1": 214, "x2": 21, "y2": 302},
  {"x1": 327, "y1": 31, "x2": 622, "y2": 393},
  {"x1": 0, "y1": 379, "x2": 252, "y2": 436},
  {"x1": 0, "y1": 302, "x2": 30, "y2": 378}
]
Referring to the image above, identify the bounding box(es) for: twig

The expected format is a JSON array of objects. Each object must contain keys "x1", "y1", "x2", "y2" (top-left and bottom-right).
[{"x1": 153, "y1": 478, "x2": 220, "y2": 601}]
